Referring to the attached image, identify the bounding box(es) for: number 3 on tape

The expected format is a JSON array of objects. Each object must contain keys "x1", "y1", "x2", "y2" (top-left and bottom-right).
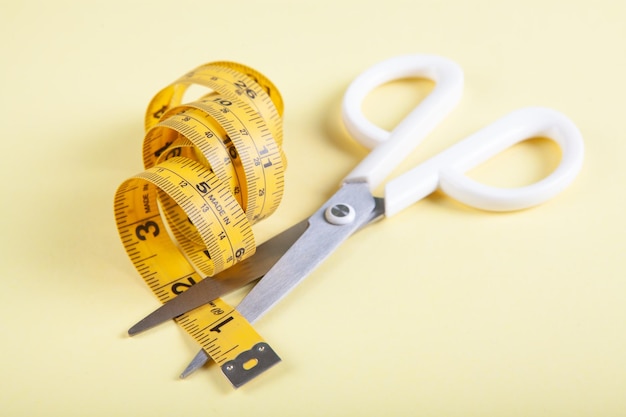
[{"x1": 114, "y1": 60, "x2": 286, "y2": 387}]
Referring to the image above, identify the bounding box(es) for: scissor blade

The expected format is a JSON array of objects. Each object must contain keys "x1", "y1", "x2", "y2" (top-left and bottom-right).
[
  {"x1": 180, "y1": 191, "x2": 384, "y2": 377},
  {"x1": 180, "y1": 191, "x2": 385, "y2": 378},
  {"x1": 237, "y1": 181, "x2": 376, "y2": 324},
  {"x1": 128, "y1": 220, "x2": 309, "y2": 336}
]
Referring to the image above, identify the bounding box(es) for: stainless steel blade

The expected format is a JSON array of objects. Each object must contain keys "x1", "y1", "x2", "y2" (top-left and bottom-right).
[
  {"x1": 237, "y1": 182, "x2": 376, "y2": 324},
  {"x1": 180, "y1": 192, "x2": 385, "y2": 378},
  {"x1": 128, "y1": 220, "x2": 309, "y2": 335}
]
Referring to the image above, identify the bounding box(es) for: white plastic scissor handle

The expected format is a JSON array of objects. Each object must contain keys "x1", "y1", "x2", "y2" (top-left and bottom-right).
[
  {"x1": 342, "y1": 55, "x2": 584, "y2": 215},
  {"x1": 342, "y1": 54, "x2": 464, "y2": 187},
  {"x1": 383, "y1": 107, "x2": 585, "y2": 214}
]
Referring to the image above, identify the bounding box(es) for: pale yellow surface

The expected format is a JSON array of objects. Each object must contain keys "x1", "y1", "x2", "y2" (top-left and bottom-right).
[{"x1": 1, "y1": 1, "x2": 624, "y2": 416}]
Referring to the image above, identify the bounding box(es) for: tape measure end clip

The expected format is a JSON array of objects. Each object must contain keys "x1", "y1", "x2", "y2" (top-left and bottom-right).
[{"x1": 221, "y1": 342, "x2": 281, "y2": 388}]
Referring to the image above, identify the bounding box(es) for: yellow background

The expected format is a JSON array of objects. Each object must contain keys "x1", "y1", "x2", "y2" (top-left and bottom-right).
[{"x1": 1, "y1": 0, "x2": 624, "y2": 415}]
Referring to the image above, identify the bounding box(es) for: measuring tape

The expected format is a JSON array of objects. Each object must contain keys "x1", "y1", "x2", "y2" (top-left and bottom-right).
[{"x1": 114, "y1": 61, "x2": 285, "y2": 387}]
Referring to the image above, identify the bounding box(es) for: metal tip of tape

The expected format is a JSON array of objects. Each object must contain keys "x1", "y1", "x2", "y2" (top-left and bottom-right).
[{"x1": 221, "y1": 342, "x2": 281, "y2": 388}]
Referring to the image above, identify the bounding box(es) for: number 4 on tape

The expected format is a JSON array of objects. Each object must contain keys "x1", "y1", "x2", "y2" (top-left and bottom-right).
[{"x1": 177, "y1": 297, "x2": 281, "y2": 387}]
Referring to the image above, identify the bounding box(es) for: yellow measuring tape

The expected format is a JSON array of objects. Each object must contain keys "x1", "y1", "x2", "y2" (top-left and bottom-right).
[{"x1": 114, "y1": 61, "x2": 285, "y2": 387}]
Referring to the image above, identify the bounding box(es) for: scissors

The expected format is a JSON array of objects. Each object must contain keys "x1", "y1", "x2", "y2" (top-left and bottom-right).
[{"x1": 128, "y1": 55, "x2": 584, "y2": 377}]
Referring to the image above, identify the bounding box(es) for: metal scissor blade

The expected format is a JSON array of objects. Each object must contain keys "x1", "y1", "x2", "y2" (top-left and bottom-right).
[
  {"x1": 128, "y1": 220, "x2": 309, "y2": 336},
  {"x1": 237, "y1": 181, "x2": 376, "y2": 324},
  {"x1": 180, "y1": 191, "x2": 384, "y2": 378}
]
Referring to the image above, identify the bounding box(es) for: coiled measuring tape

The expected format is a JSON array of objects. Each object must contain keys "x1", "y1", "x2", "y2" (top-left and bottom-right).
[{"x1": 114, "y1": 61, "x2": 285, "y2": 387}]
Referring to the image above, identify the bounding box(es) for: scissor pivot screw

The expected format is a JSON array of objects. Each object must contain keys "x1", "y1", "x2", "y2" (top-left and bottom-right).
[{"x1": 325, "y1": 203, "x2": 356, "y2": 225}]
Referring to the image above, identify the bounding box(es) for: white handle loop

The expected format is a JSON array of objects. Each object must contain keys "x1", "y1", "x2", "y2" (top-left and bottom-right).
[
  {"x1": 383, "y1": 107, "x2": 585, "y2": 215},
  {"x1": 342, "y1": 54, "x2": 464, "y2": 188}
]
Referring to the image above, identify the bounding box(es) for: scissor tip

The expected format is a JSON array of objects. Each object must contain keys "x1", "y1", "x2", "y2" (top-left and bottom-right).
[{"x1": 128, "y1": 318, "x2": 153, "y2": 336}]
